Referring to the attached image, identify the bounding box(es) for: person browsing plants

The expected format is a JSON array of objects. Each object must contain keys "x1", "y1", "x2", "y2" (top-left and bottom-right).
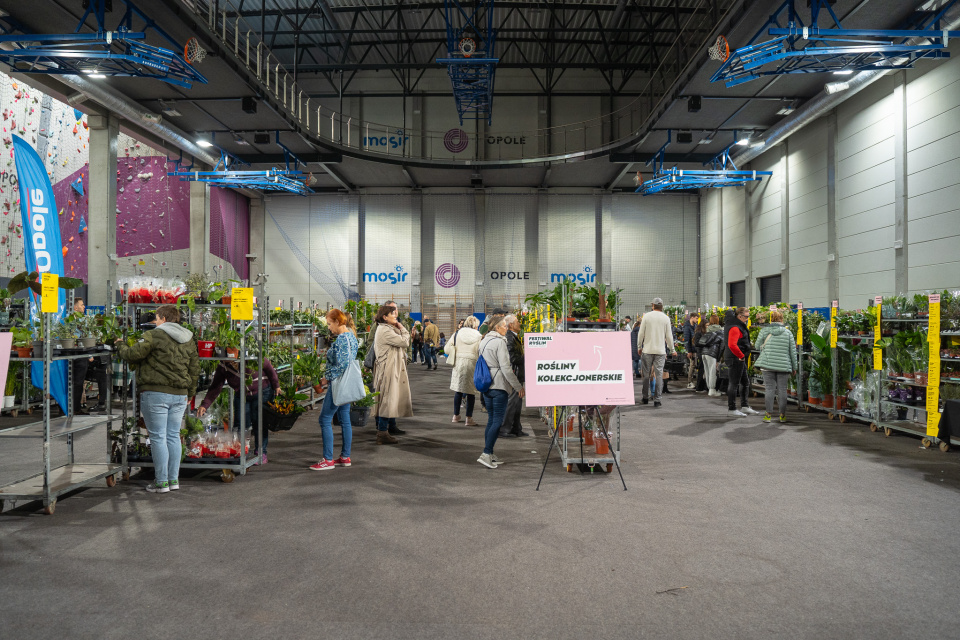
[
  {"x1": 753, "y1": 309, "x2": 797, "y2": 424},
  {"x1": 723, "y1": 307, "x2": 759, "y2": 418},
  {"x1": 310, "y1": 308, "x2": 359, "y2": 471}
]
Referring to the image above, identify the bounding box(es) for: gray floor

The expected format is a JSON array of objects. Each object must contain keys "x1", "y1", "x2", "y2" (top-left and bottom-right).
[{"x1": 3, "y1": 365, "x2": 960, "y2": 639}]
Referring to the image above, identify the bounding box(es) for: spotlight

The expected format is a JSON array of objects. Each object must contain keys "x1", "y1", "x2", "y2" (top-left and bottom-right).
[
  {"x1": 88, "y1": 74, "x2": 106, "y2": 79},
  {"x1": 825, "y1": 81, "x2": 850, "y2": 94},
  {"x1": 196, "y1": 139, "x2": 213, "y2": 148},
  {"x1": 736, "y1": 137, "x2": 750, "y2": 146},
  {"x1": 833, "y1": 70, "x2": 854, "y2": 75}
]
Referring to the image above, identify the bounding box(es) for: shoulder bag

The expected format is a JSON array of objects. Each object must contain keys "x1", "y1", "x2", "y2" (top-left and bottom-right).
[
  {"x1": 473, "y1": 341, "x2": 497, "y2": 393},
  {"x1": 331, "y1": 359, "x2": 366, "y2": 406},
  {"x1": 363, "y1": 337, "x2": 376, "y2": 370},
  {"x1": 446, "y1": 330, "x2": 458, "y2": 366}
]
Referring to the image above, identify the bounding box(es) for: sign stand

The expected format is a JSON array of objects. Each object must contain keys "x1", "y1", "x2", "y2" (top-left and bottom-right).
[{"x1": 536, "y1": 406, "x2": 626, "y2": 491}]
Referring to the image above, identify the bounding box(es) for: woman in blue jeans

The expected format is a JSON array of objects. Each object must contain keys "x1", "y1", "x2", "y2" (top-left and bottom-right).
[
  {"x1": 477, "y1": 315, "x2": 524, "y2": 469},
  {"x1": 310, "y1": 308, "x2": 359, "y2": 471}
]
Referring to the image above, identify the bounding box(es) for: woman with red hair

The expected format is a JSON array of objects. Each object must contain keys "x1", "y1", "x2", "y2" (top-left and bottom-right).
[{"x1": 309, "y1": 308, "x2": 359, "y2": 471}]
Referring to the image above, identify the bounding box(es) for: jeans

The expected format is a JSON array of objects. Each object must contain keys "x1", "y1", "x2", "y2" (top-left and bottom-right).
[
  {"x1": 319, "y1": 389, "x2": 352, "y2": 461},
  {"x1": 763, "y1": 369, "x2": 790, "y2": 416},
  {"x1": 234, "y1": 387, "x2": 275, "y2": 454},
  {"x1": 702, "y1": 355, "x2": 718, "y2": 392},
  {"x1": 454, "y1": 392, "x2": 475, "y2": 417},
  {"x1": 376, "y1": 416, "x2": 397, "y2": 432},
  {"x1": 640, "y1": 353, "x2": 666, "y2": 402},
  {"x1": 633, "y1": 358, "x2": 640, "y2": 378},
  {"x1": 424, "y1": 345, "x2": 437, "y2": 367},
  {"x1": 726, "y1": 357, "x2": 750, "y2": 410},
  {"x1": 481, "y1": 389, "x2": 508, "y2": 454},
  {"x1": 411, "y1": 343, "x2": 422, "y2": 362},
  {"x1": 141, "y1": 391, "x2": 187, "y2": 485}
]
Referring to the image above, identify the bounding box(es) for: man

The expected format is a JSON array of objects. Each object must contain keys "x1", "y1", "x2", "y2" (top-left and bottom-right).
[
  {"x1": 684, "y1": 312, "x2": 701, "y2": 389},
  {"x1": 478, "y1": 308, "x2": 507, "y2": 336},
  {"x1": 630, "y1": 319, "x2": 641, "y2": 379},
  {"x1": 622, "y1": 316, "x2": 633, "y2": 331},
  {"x1": 368, "y1": 300, "x2": 405, "y2": 436},
  {"x1": 71, "y1": 298, "x2": 108, "y2": 414},
  {"x1": 422, "y1": 318, "x2": 440, "y2": 370},
  {"x1": 499, "y1": 314, "x2": 529, "y2": 438},
  {"x1": 723, "y1": 307, "x2": 759, "y2": 417},
  {"x1": 636, "y1": 298, "x2": 676, "y2": 408}
]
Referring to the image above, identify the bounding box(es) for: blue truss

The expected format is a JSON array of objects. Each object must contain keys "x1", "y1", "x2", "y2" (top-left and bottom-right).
[
  {"x1": 0, "y1": 0, "x2": 207, "y2": 89},
  {"x1": 167, "y1": 137, "x2": 314, "y2": 196},
  {"x1": 635, "y1": 131, "x2": 772, "y2": 196},
  {"x1": 436, "y1": 0, "x2": 498, "y2": 125},
  {"x1": 711, "y1": 0, "x2": 960, "y2": 87}
]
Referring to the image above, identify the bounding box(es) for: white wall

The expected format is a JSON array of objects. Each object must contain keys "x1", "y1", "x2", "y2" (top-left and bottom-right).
[{"x1": 787, "y1": 118, "x2": 829, "y2": 307}]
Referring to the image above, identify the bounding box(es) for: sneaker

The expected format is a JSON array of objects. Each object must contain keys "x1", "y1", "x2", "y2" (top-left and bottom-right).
[
  {"x1": 452, "y1": 415, "x2": 462, "y2": 423},
  {"x1": 261, "y1": 453, "x2": 268, "y2": 465},
  {"x1": 728, "y1": 409, "x2": 747, "y2": 417},
  {"x1": 309, "y1": 459, "x2": 336, "y2": 471},
  {"x1": 687, "y1": 383, "x2": 696, "y2": 389},
  {"x1": 477, "y1": 453, "x2": 498, "y2": 469},
  {"x1": 762, "y1": 413, "x2": 772, "y2": 423},
  {"x1": 654, "y1": 401, "x2": 662, "y2": 408},
  {"x1": 515, "y1": 431, "x2": 531, "y2": 437},
  {"x1": 334, "y1": 456, "x2": 351, "y2": 467},
  {"x1": 709, "y1": 390, "x2": 721, "y2": 397},
  {"x1": 465, "y1": 418, "x2": 478, "y2": 426},
  {"x1": 490, "y1": 453, "x2": 504, "y2": 465},
  {"x1": 779, "y1": 415, "x2": 787, "y2": 423},
  {"x1": 741, "y1": 406, "x2": 760, "y2": 415},
  {"x1": 641, "y1": 398, "x2": 649, "y2": 405},
  {"x1": 169, "y1": 480, "x2": 180, "y2": 491},
  {"x1": 146, "y1": 481, "x2": 170, "y2": 494}
]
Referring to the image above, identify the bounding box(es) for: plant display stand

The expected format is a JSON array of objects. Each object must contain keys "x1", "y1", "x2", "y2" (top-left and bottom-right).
[
  {"x1": 0, "y1": 313, "x2": 119, "y2": 514},
  {"x1": 549, "y1": 404, "x2": 622, "y2": 474},
  {"x1": 263, "y1": 297, "x2": 322, "y2": 409}
]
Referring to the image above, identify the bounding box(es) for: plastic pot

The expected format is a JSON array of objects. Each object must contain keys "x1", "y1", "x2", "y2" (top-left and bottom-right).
[
  {"x1": 808, "y1": 392, "x2": 821, "y2": 406},
  {"x1": 197, "y1": 340, "x2": 216, "y2": 358},
  {"x1": 16, "y1": 346, "x2": 31, "y2": 358}
]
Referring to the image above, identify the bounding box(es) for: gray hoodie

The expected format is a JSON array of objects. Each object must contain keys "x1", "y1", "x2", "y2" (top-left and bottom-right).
[{"x1": 156, "y1": 322, "x2": 194, "y2": 343}]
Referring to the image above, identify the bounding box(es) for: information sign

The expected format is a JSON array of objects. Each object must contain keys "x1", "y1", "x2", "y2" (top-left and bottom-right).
[
  {"x1": 874, "y1": 296, "x2": 882, "y2": 370},
  {"x1": 41, "y1": 273, "x2": 58, "y2": 313},
  {"x1": 797, "y1": 303, "x2": 803, "y2": 346},
  {"x1": 524, "y1": 332, "x2": 635, "y2": 407},
  {"x1": 231, "y1": 288, "x2": 254, "y2": 321}
]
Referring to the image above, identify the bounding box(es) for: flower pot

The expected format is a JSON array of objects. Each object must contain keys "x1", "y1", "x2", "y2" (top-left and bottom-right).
[
  {"x1": 220, "y1": 296, "x2": 232, "y2": 305},
  {"x1": 595, "y1": 436, "x2": 610, "y2": 455},
  {"x1": 837, "y1": 396, "x2": 847, "y2": 410},
  {"x1": 79, "y1": 337, "x2": 98, "y2": 349},
  {"x1": 16, "y1": 346, "x2": 31, "y2": 358},
  {"x1": 822, "y1": 394, "x2": 834, "y2": 409},
  {"x1": 313, "y1": 384, "x2": 325, "y2": 395},
  {"x1": 915, "y1": 371, "x2": 927, "y2": 386},
  {"x1": 263, "y1": 405, "x2": 302, "y2": 432},
  {"x1": 3, "y1": 395, "x2": 14, "y2": 408},
  {"x1": 808, "y1": 393, "x2": 821, "y2": 406},
  {"x1": 57, "y1": 338, "x2": 76, "y2": 349},
  {"x1": 583, "y1": 429, "x2": 595, "y2": 446},
  {"x1": 32, "y1": 341, "x2": 44, "y2": 358},
  {"x1": 225, "y1": 347, "x2": 240, "y2": 359},
  {"x1": 350, "y1": 406, "x2": 371, "y2": 427},
  {"x1": 197, "y1": 340, "x2": 216, "y2": 358}
]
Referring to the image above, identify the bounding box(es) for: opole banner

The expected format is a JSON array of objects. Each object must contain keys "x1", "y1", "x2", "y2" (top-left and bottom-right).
[
  {"x1": 14, "y1": 134, "x2": 69, "y2": 412},
  {"x1": 523, "y1": 332, "x2": 635, "y2": 407}
]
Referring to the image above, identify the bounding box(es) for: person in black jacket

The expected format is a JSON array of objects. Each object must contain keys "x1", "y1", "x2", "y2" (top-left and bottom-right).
[
  {"x1": 683, "y1": 312, "x2": 700, "y2": 389},
  {"x1": 499, "y1": 314, "x2": 529, "y2": 438},
  {"x1": 630, "y1": 322, "x2": 641, "y2": 379},
  {"x1": 723, "y1": 307, "x2": 759, "y2": 417}
]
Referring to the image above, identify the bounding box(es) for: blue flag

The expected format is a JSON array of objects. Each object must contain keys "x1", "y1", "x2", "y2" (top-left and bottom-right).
[{"x1": 13, "y1": 134, "x2": 69, "y2": 414}]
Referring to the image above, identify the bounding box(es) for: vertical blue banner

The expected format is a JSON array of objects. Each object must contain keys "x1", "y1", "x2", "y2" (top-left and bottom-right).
[{"x1": 13, "y1": 134, "x2": 69, "y2": 413}]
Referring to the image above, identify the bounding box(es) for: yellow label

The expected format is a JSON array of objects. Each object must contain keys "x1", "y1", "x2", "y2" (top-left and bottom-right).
[
  {"x1": 138, "y1": 259, "x2": 145, "y2": 266},
  {"x1": 874, "y1": 303, "x2": 881, "y2": 342},
  {"x1": 41, "y1": 273, "x2": 58, "y2": 313},
  {"x1": 830, "y1": 302, "x2": 837, "y2": 329},
  {"x1": 797, "y1": 306, "x2": 803, "y2": 346},
  {"x1": 874, "y1": 348, "x2": 883, "y2": 371},
  {"x1": 929, "y1": 296, "x2": 941, "y2": 340},
  {"x1": 231, "y1": 287, "x2": 254, "y2": 321},
  {"x1": 927, "y1": 387, "x2": 940, "y2": 436},
  {"x1": 830, "y1": 327, "x2": 837, "y2": 349}
]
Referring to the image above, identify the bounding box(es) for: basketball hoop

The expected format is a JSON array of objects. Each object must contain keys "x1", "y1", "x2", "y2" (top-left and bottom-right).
[
  {"x1": 708, "y1": 35, "x2": 730, "y2": 62},
  {"x1": 184, "y1": 37, "x2": 207, "y2": 65},
  {"x1": 458, "y1": 37, "x2": 476, "y2": 58},
  {"x1": 633, "y1": 172, "x2": 642, "y2": 187}
]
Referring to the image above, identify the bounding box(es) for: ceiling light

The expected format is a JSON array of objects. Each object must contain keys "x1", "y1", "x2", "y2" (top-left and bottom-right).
[
  {"x1": 81, "y1": 69, "x2": 95, "y2": 74},
  {"x1": 698, "y1": 135, "x2": 714, "y2": 145},
  {"x1": 824, "y1": 81, "x2": 850, "y2": 94},
  {"x1": 833, "y1": 70, "x2": 854, "y2": 75},
  {"x1": 161, "y1": 105, "x2": 182, "y2": 117},
  {"x1": 736, "y1": 137, "x2": 750, "y2": 146},
  {"x1": 776, "y1": 99, "x2": 799, "y2": 116},
  {"x1": 88, "y1": 74, "x2": 106, "y2": 79},
  {"x1": 234, "y1": 136, "x2": 250, "y2": 146},
  {"x1": 196, "y1": 139, "x2": 213, "y2": 148}
]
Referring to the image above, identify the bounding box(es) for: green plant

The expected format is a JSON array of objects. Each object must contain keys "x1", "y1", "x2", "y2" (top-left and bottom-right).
[
  {"x1": 7, "y1": 270, "x2": 83, "y2": 296},
  {"x1": 11, "y1": 323, "x2": 33, "y2": 347},
  {"x1": 184, "y1": 273, "x2": 210, "y2": 299},
  {"x1": 5, "y1": 361, "x2": 21, "y2": 395},
  {"x1": 808, "y1": 333, "x2": 834, "y2": 396},
  {"x1": 52, "y1": 323, "x2": 74, "y2": 340},
  {"x1": 352, "y1": 385, "x2": 379, "y2": 409},
  {"x1": 210, "y1": 279, "x2": 241, "y2": 303},
  {"x1": 98, "y1": 314, "x2": 123, "y2": 343}
]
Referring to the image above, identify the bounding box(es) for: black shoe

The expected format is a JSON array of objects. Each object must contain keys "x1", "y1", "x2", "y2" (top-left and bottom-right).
[
  {"x1": 654, "y1": 401, "x2": 662, "y2": 408},
  {"x1": 498, "y1": 431, "x2": 516, "y2": 438},
  {"x1": 92, "y1": 404, "x2": 106, "y2": 412},
  {"x1": 388, "y1": 426, "x2": 406, "y2": 435},
  {"x1": 641, "y1": 398, "x2": 649, "y2": 405},
  {"x1": 515, "y1": 431, "x2": 531, "y2": 437},
  {"x1": 663, "y1": 388, "x2": 672, "y2": 394}
]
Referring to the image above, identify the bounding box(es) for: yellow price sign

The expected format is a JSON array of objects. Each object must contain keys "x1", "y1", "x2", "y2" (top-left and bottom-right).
[
  {"x1": 830, "y1": 300, "x2": 838, "y2": 329},
  {"x1": 231, "y1": 287, "x2": 254, "y2": 321},
  {"x1": 927, "y1": 387, "x2": 940, "y2": 437},
  {"x1": 797, "y1": 303, "x2": 803, "y2": 346},
  {"x1": 830, "y1": 327, "x2": 837, "y2": 349},
  {"x1": 41, "y1": 273, "x2": 58, "y2": 313},
  {"x1": 929, "y1": 294, "x2": 941, "y2": 340},
  {"x1": 874, "y1": 348, "x2": 883, "y2": 371},
  {"x1": 874, "y1": 297, "x2": 881, "y2": 342}
]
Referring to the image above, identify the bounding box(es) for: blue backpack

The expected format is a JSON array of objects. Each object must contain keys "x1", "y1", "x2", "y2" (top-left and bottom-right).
[{"x1": 474, "y1": 342, "x2": 495, "y2": 392}]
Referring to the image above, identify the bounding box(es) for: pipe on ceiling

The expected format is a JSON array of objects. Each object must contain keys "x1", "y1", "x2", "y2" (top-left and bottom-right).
[
  {"x1": 54, "y1": 74, "x2": 219, "y2": 166},
  {"x1": 731, "y1": 4, "x2": 960, "y2": 166}
]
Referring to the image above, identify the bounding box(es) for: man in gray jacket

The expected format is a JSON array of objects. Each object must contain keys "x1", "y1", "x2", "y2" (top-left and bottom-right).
[
  {"x1": 499, "y1": 314, "x2": 529, "y2": 438},
  {"x1": 636, "y1": 297, "x2": 676, "y2": 408}
]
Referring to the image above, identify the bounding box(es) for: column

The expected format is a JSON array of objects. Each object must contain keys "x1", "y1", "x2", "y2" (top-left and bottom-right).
[
  {"x1": 87, "y1": 114, "x2": 118, "y2": 307},
  {"x1": 894, "y1": 71, "x2": 909, "y2": 294},
  {"x1": 743, "y1": 183, "x2": 754, "y2": 305},
  {"x1": 779, "y1": 141, "x2": 790, "y2": 303},
  {"x1": 189, "y1": 181, "x2": 209, "y2": 275},
  {"x1": 826, "y1": 111, "x2": 840, "y2": 303}
]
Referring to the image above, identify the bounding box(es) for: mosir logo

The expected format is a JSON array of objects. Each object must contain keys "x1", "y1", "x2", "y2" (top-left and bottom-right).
[
  {"x1": 364, "y1": 130, "x2": 410, "y2": 149},
  {"x1": 435, "y1": 263, "x2": 461, "y2": 288},
  {"x1": 550, "y1": 266, "x2": 597, "y2": 284},
  {"x1": 444, "y1": 128, "x2": 469, "y2": 153},
  {"x1": 363, "y1": 265, "x2": 409, "y2": 284}
]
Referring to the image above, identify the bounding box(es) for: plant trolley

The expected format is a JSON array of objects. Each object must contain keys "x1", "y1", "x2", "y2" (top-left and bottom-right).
[{"x1": 0, "y1": 312, "x2": 120, "y2": 514}]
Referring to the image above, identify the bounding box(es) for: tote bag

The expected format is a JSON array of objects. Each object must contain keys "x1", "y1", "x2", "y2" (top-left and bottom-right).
[
  {"x1": 331, "y1": 360, "x2": 366, "y2": 406},
  {"x1": 445, "y1": 330, "x2": 458, "y2": 366}
]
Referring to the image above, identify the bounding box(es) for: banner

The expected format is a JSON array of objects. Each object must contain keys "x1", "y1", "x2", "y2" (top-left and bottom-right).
[
  {"x1": 524, "y1": 332, "x2": 635, "y2": 407},
  {"x1": 13, "y1": 134, "x2": 69, "y2": 413}
]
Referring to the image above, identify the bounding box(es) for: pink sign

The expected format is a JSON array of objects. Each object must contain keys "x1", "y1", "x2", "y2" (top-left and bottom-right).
[{"x1": 524, "y1": 332, "x2": 635, "y2": 407}]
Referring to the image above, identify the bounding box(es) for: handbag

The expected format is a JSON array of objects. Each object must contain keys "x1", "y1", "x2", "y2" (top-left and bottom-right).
[
  {"x1": 363, "y1": 339, "x2": 376, "y2": 370},
  {"x1": 445, "y1": 330, "x2": 458, "y2": 366},
  {"x1": 331, "y1": 360, "x2": 366, "y2": 406}
]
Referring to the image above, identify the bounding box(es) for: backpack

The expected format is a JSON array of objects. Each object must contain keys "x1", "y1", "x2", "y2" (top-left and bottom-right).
[{"x1": 473, "y1": 341, "x2": 496, "y2": 393}]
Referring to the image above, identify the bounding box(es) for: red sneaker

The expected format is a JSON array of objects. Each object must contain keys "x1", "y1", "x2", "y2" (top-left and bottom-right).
[
  {"x1": 309, "y1": 459, "x2": 336, "y2": 471},
  {"x1": 334, "y1": 456, "x2": 352, "y2": 467}
]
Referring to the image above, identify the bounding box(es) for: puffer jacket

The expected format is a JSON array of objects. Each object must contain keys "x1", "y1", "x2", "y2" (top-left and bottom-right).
[
  {"x1": 754, "y1": 323, "x2": 797, "y2": 373},
  {"x1": 118, "y1": 322, "x2": 199, "y2": 396},
  {"x1": 446, "y1": 327, "x2": 482, "y2": 395},
  {"x1": 698, "y1": 324, "x2": 724, "y2": 360},
  {"x1": 723, "y1": 309, "x2": 751, "y2": 361}
]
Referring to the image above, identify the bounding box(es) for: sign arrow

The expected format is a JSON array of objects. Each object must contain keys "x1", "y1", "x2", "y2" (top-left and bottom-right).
[{"x1": 594, "y1": 345, "x2": 603, "y2": 370}]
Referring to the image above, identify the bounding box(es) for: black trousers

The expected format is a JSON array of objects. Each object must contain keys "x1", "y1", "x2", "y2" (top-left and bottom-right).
[
  {"x1": 500, "y1": 390, "x2": 522, "y2": 435},
  {"x1": 73, "y1": 358, "x2": 108, "y2": 409},
  {"x1": 725, "y1": 357, "x2": 749, "y2": 410}
]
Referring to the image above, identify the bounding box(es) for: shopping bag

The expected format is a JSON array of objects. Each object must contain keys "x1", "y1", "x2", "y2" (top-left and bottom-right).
[
  {"x1": 445, "y1": 330, "x2": 458, "y2": 366},
  {"x1": 331, "y1": 360, "x2": 366, "y2": 406}
]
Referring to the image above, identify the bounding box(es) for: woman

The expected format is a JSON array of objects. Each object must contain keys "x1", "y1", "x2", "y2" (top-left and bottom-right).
[
  {"x1": 446, "y1": 315, "x2": 482, "y2": 426},
  {"x1": 116, "y1": 305, "x2": 199, "y2": 494},
  {"x1": 198, "y1": 358, "x2": 281, "y2": 464},
  {"x1": 723, "y1": 307, "x2": 759, "y2": 417},
  {"x1": 698, "y1": 314, "x2": 724, "y2": 397},
  {"x1": 410, "y1": 321, "x2": 423, "y2": 364},
  {"x1": 477, "y1": 315, "x2": 524, "y2": 469},
  {"x1": 373, "y1": 304, "x2": 413, "y2": 444},
  {"x1": 754, "y1": 309, "x2": 797, "y2": 424},
  {"x1": 310, "y1": 308, "x2": 359, "y2": 471}
]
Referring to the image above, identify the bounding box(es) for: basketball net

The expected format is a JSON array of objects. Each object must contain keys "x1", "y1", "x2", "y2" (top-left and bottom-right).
[
  {"x1": 708, "y1": 36, "x2": 730, "y2": 62},
  {"x1": 184, "y1": 37, "x2": 207, "y2": 65}
]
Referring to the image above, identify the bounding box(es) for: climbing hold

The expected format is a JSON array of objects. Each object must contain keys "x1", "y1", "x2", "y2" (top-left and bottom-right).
[
  {"x1": 71, "y1": 177, "x2": 84, "y2": 196},
  {"x1": 62, "y1": 246, "x2": 68, "y2": 256},
  {"x1": 79, "y1": 215, "x2": 87, "y2": 234}
]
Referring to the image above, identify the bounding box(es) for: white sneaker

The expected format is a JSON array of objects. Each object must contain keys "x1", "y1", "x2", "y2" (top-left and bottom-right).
[
  {"x1": 477, "y1": 453, "x2": 498, "y2": 469},
  {"x1": 728, "y1": 409, "x2": 747, "y2": 417},
  {"x1": 709, "y1": 390, "x2": 721, "y2": 397},
  {"x1": 740, "y1": 406, "x2": 760, "y2": 415},
  {"x1": 687, "y1": 383, "x2": 696, "y2": 389},
  {"x1": 490, "y1": 453, "x2": 504, "y2": 465}
]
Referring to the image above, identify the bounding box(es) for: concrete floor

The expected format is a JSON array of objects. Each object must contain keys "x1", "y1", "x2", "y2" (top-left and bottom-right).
[{"x1": 2, "y1": 365, "x2": 960, "y2": 639}]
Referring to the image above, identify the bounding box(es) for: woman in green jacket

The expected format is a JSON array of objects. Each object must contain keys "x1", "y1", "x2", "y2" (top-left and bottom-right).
[{"x1": 753, "y1": 309, "x2": 798, "y2": 424}]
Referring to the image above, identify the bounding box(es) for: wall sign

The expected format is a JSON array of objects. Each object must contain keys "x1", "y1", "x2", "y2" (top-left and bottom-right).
[
  {"x1": 436, "y1": 263, "x2": 461, "y2": 288},
  {"x1": 363, "y1": 265, "x2": 408, "y2": 284},
  {"x1": 550, "y1": 266, "x2": 596, "y2": 284},
  {"x1": 490, "y1": 270, "x2": 529, "y2": 281},
  {"x1": 485, "y1": 135, "x2": 526, "y2": 145},
  {"x1": 443, "y1": 128, "x2": 469, "y2": 153}
]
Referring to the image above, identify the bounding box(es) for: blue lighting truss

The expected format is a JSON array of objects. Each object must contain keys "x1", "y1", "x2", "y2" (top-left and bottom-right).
[
  {"x1": 436, "y1": 0, "x2": 498, "y2": 125},
  {"x1": 635, "y1": 131, "x2": 772, "y2": 196},
  {"x1": 167, "y1": 135, "x2": 315, "y2": 196},
  {"x1": 0, "y1": 0, "x2": 207, "y2": 89},
  {"x1": 711, "y1": 0, "x2": 960, "y2": 87}
]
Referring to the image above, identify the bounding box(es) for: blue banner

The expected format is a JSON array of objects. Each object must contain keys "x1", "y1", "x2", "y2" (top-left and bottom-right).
[{"x1": 13, "y1": 134, "x2": 69, "y2": 413}]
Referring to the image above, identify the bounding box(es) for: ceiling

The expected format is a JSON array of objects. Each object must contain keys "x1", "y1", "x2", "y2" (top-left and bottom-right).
[{"x1": 0, "y1": 0, "x2": 943, "y2": 190}]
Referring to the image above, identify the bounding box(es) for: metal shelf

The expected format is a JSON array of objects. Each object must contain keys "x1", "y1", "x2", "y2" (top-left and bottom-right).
[
  {"x1": 882, "y1": 399, "x2": 926, "y2": 411},
  {"x1": 884, "y1": 376, "x2": 928, "y2": 388},
  {"x1": 836, "y1": 334, "x2": 874, "y2": 341},
  {"x1": 0, "y1": 414, "x2": 115, "y2": 438},
  {"x1": 0, "y1": 463, "x2": 121, "y2": 500},
  {"x1": 876, "y1": 419, "x2": 928, "y2": 438}
]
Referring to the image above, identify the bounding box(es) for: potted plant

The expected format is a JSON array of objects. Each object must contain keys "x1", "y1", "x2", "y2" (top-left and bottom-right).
[
  {"x1": 350, "y1": 386, "x2": 379, "y2": 427},
  {"x1": 217, "y1": 323, "x2": 241, "y2": 358},
  {"x1": 52, "y1": 322, "x2": 76, "y2": 350},
  {"x1": 809, "y1": 333, "x2": 834, "y2": 407},
  {"x1": 4, "y1": 361, "x2": 20, "y2": 407},
  {"x1": 74, "y1": 315, "x2": 98, "y2": 349},
  {"x1": 264, "y1": 385, "x2": 308, "y2": 432},
  {"x1": 12, "y1": 323, "x2": 33, "y2": 358},
  {"x1": 210, "y1": 279, "x2": 240, "y2": 305}
]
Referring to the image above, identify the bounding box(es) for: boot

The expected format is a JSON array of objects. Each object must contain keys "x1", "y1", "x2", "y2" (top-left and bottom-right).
[{"x1": 377, "y1": 430, "x2": 399, "y2": 445}]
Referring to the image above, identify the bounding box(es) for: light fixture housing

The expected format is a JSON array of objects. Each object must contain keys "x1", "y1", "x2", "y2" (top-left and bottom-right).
[
  {"x1": 736, "y1": 137, "x2": 750, "y2": 146},
  {"x1": 833, "y1": 69, "x2": 855, "y2": 75},
  {"x1": 196, "y1": 139, "x2": 213, "y2": 148},
  {"x1": 824, "y1": 81, "x2": 850, "y2": 94}
]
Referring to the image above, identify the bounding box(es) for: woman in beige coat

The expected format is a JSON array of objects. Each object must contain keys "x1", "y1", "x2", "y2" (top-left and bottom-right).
[
  {"x1": 373, "y1": 304, "x2": 412, "y2": 444},
  {"x1": 446, "y1": 315, "x2": 482, "y2": 425}
]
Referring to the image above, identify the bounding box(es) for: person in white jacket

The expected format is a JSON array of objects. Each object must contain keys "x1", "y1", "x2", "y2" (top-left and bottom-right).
[
  {"x1": 636, "y1": 297, "x2": 677, "y2": 407},
  {"x1": 446, "y1": 315, "x2": 482, "y2": 426},
  {"x1": 476, "y1": 315, "x2": 524, "y2": 469}
]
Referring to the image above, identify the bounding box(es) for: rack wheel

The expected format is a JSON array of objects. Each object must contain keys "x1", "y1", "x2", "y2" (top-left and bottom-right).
[
  {"x1": 122, "y1": 471, "x2": 130, "y2": 481},
  {"x1": 566, "y1": 464, "x2": 573, "y2": 473},
  {"x1": 606, "y1": 464, "x2": 613, "y2": 473},
  {"x1": 106, "y1": 475, "x2": 116, "y2": 487},
  {"x1": 220, "y1": 469, "x2": 235, "y2": 483},
  {"x1": 870, "y1": 423, "x2": 878, "y2": 432},
  {"x1": 26, "y1": 408, "x2": 32, "y2": 415},
  {"x1": 10, "y1": 409, "x2": 17, "y2": 417},
  {"x1": 839, "y1": 414, "x2": 847, "y2": 424},
  {"x1": 804, "y1": 405, "x2": 811, "y2": 413},
  {"x1": 828, "y1": 413, "x2": 835, "y2": 420},
  {"x1": 922, "y1": 438, "x2": 933, "y2": 448},
  {"x1": 940, "y1": 441, "x2": 951, "y2": 453},
  {"x1": 884, "y1": 427, "x2": 893, "y2": 437},
  {"x1": 42, "y1": 500, "x2": 56, "y2": 515}
]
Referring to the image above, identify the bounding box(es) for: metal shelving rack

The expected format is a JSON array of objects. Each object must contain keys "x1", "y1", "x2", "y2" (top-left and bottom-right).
[
  {"x1": 0, "y1": 311, "x2": 119, "y2": 514},
  {"x1": 827, "y1": 332, "x2": 876, "y2": 425},
  {"x1": 263, "y1": 297, "x2": 323, "y2": 409}
]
